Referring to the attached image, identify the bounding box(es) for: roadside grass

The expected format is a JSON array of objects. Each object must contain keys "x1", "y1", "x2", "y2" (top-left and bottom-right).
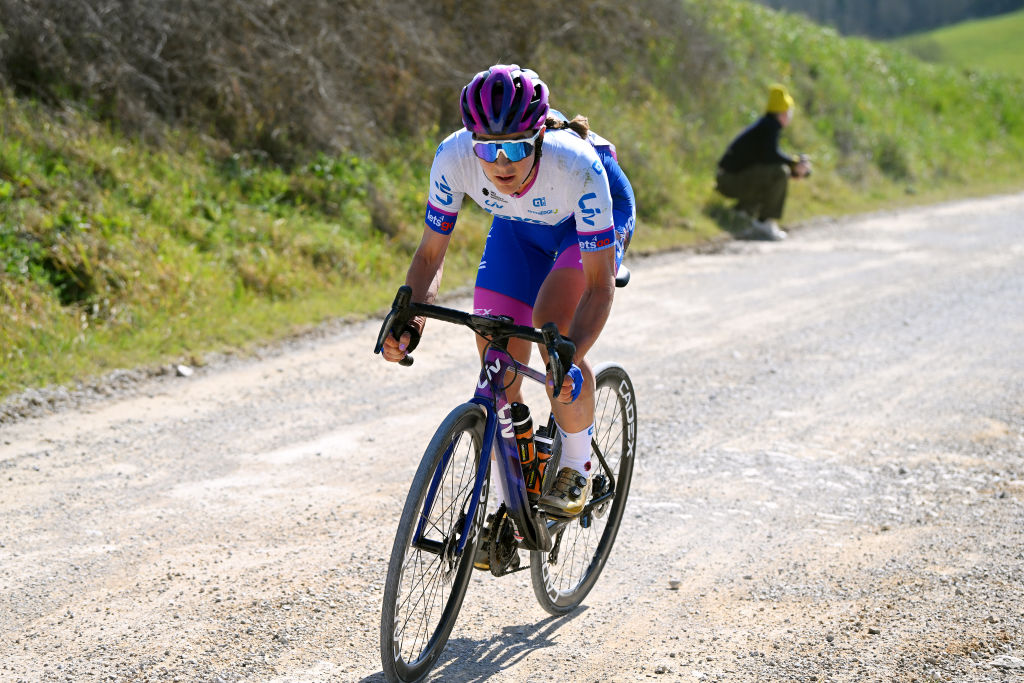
[
  {"x1": 0, "y1": 101, "x2": 488, "y2": 396},
  {"x1": 2, "y1": 0, "x2": 1024, "y2": 401},
  {"x1": 892, "y1": 9, "x2": 1024, "y2": 78}
]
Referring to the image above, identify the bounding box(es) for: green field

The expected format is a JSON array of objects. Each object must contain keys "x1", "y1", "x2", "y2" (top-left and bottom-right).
[
  {"x1": 2, "y1": 0, "x2": 1024, "y2": 401},
  {"x1": 893, "y1": 8, "x2": 1024, "y2": 78}
]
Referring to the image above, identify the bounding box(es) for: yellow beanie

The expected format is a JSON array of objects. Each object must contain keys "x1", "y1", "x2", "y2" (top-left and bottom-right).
[{"x1": 766, "y1": 84, "x2": 795, "y2": 113}]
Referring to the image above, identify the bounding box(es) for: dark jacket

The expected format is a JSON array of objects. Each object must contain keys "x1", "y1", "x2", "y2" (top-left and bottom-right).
[{"x1": 717, "y1": 114, "x2": 794, "y2": 173}]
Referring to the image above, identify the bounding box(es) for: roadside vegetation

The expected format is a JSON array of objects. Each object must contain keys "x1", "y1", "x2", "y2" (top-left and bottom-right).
[
  {"x1": 752, "y1": 0, "x2": 1024, "y2": 38},
  {"x1": 893, "y1": 8, "x2": 1024, "y2": 78},
  {"x1": 2, "y1": 0, "x2": 1024, "y2": 400}
]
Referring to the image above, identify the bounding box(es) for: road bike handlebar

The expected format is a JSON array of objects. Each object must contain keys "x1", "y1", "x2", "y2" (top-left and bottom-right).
[{"x1": 374, "y1": 285, "x2": 577, "y2": 398}]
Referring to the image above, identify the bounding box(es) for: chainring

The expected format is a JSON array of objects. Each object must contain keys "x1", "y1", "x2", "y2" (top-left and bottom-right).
[{"x1": 487, "y1": 506, "x2": 521, "y2": 576}]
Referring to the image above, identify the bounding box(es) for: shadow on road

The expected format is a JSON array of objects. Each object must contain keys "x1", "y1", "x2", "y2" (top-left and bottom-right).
[
  {"x1": 704, "y1": 199, "x2": 758, "y2": 240},
  {"x1": 360, "y1": 608, "x2": 587, "y2": 682}
]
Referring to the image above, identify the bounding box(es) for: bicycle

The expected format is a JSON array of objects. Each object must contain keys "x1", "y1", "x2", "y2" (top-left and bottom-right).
[{"x1": 372, "y1": 273, "x2": 637, "y2": 683}]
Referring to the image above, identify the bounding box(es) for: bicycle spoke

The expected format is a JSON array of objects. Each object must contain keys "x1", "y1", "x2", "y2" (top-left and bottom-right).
[
  {"x1": 531, "y1": 364, "x2": 636, "y2": 615},
  {"x1": 381, "y1": 403, "x2": 489, "y2": 680},
  {"x1": 377, "y1": 294, "x2": 636, "y2": 680}
]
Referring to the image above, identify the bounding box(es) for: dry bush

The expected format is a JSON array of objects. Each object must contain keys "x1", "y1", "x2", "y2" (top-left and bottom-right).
[{"x1": 0, "y1": 0, "x2": 721, "y2": 161}]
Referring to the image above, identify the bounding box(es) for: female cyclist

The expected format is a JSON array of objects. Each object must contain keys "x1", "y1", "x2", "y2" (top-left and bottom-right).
[{"x1": 380, "y1": 63, "x2": 636, "y2": 515}]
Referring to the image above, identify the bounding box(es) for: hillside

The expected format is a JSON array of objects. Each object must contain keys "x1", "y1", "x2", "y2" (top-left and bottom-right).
[
  {"x1": 752, "y1": 0, "x2": 1024, "y2": 37},
  {"x1": 2, "y1": 0, "x2": 1024, "y2": 401},
  {"x1": 893, "y1": 8, "x2": 1024, "y2": 78}
]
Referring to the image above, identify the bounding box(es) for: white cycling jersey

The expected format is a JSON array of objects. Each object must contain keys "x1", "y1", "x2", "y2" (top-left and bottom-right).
[{"x1": 424, "y1": 127, "x2": 617, "y2": 253}]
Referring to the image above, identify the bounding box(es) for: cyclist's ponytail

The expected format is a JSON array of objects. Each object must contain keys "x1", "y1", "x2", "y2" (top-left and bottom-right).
[{"x1": 545, "y1": 113, "x2": 590, "y2": 140}]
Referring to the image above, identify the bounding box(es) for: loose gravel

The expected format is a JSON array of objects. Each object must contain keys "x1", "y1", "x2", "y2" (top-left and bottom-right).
[{"x1": 1, "y1": 194, "x2": 1022, "y2": 682}]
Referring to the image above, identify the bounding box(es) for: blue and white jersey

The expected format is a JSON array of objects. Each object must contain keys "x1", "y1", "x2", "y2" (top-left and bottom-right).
[{"x1": 424, "y1": 127, "x2": 617, "y2": 254}]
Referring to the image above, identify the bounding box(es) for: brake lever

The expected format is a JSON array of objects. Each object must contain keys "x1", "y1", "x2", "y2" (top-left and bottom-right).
[
  {"x1": 555, "y1": 337, "x2": 576, "y2": 393},
  {"x1": 541, "y1": 323, "x2": 575, "y2": 399},
  {"x1": 374, "y1": 285, "x2": 415, "y2": 366}
]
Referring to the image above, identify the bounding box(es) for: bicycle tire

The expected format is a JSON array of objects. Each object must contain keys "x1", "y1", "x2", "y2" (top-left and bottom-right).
[
  {"x1": 530, "y1": 362, "x2": 637, "y2": 615},
  {"x1": 380, "y1": 402, "x2": 488, "y2": 682}
]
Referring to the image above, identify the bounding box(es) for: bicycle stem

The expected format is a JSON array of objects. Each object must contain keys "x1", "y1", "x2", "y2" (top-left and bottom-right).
[{"x1": 374, "y1": 285, "x2": 576, "y2": 398}]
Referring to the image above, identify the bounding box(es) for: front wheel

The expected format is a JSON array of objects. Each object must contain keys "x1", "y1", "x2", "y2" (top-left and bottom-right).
[
  {"x1": 530, "y1": 363, "x2": 637, "y2": 615},
  {"x1": 380, "y1": 402, "x2": 488, "y2": 682}
]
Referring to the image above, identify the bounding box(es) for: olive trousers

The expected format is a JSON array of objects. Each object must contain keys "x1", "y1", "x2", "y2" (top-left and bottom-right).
[{"x1": 715, "y1": 163, "x2": 790, "y2": 221}]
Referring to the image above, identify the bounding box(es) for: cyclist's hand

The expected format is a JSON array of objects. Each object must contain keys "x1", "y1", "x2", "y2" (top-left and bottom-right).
[
  {"x1": 552, "y1": 363, "x2": 584, "y2": 404},
  {"x1": 381, "y1": 330, "x2": 412, "y2": 363}
]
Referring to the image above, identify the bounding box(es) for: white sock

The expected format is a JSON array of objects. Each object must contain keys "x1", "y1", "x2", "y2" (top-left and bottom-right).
[
  {"x1": 490, "y1": 451, "x2": 507, "y2": 506},
  {"x1": 557, "y1": 423, "x2": 594, "y2": 477}
]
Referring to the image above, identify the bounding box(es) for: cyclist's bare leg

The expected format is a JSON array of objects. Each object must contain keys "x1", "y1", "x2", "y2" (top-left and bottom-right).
[
  {"x1": 473, "y1": 288, "x2": 535, "y2": 403},
  {"x1": 532, "y1": 267, "x2": 595, "y2": 433},
  {"x1": 471, "y1": 269, "x2": 596, "y2": 428},
  {"x1": 474, "y1": 334, "x2": 532, "y2": 507}
]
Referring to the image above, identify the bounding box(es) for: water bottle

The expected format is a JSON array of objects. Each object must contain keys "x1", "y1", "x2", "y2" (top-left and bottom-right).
[
  {"x1": 510, "y1": 402, "x2": 541, "y2": 503},
  {"x1": 533, "y1": 424, "x2": 554, "y2": 500}
]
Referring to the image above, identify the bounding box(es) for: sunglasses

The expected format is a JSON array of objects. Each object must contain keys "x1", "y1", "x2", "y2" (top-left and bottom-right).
[{"x1": 471, "y1": 129, "x2": 542, "y2": 163}]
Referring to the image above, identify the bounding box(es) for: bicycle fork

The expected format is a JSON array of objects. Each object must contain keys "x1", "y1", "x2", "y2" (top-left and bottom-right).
[{"x1": 411, "y1": 410, "x2": 491, "y2": 560}]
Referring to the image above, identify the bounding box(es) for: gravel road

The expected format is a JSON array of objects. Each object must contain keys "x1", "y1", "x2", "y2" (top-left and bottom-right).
[{"x1": 2, "y1": 193, "x2": 1023, "y2": 683}]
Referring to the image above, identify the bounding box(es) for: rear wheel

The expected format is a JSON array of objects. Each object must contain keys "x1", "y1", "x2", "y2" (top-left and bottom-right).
[
  {"x1": 380, "y1": 403, "x2": 488, "y2": 682},
  {"x1": 530, "y1": 363, "x2": 637, "y2": 615}
]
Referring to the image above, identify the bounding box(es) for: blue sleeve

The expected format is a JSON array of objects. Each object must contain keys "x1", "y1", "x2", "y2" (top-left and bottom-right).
[{"x1": 597, "y1": 147, "x2": 636, "y2": 240}]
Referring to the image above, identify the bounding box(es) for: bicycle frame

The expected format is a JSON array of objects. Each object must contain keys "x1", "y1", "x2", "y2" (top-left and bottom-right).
[
  {"x1": 376, "y1": 283, "x2": 624, "y2": 565},
  {"x1": 414, "y1": 343, "x2": 553, "y2": 557}
]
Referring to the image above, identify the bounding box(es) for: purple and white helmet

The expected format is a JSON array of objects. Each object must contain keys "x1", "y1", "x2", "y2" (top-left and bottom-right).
[{"x1": 460, "y1": 64, "x2": 549, "y2": 136}]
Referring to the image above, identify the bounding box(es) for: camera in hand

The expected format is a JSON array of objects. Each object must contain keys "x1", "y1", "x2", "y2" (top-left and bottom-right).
[{"x1": 793, "y1": 153, "x2": 812, "y2": 178}]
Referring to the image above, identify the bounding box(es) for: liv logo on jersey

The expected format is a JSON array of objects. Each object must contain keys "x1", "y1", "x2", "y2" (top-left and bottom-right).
[
  {"x1": 433, "y1": 174, "x2": 454, "y2": 206},
  {"x1": 578, "y1": 192, "x2": 602, "y2": 227}
]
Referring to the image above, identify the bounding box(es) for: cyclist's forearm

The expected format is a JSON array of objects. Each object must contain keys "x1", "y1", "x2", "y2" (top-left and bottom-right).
[
  {"x1": 567, "y1": 283, "x2": 614, "y2": 360},
  {"x1": 405, "y1": 256, "x2": 443, "y2": 304},
  {"x1": 566, "y1": 248, "x2": 616, "y2": 360},
  {"x1": 404, "y1": 230, "x2": 449, "y2": 304}
]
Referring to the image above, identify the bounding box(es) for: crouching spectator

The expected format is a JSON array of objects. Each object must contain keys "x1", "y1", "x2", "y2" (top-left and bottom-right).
[{"x1": 715, "y1": 83, "x2": 811, "y2": 240}]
